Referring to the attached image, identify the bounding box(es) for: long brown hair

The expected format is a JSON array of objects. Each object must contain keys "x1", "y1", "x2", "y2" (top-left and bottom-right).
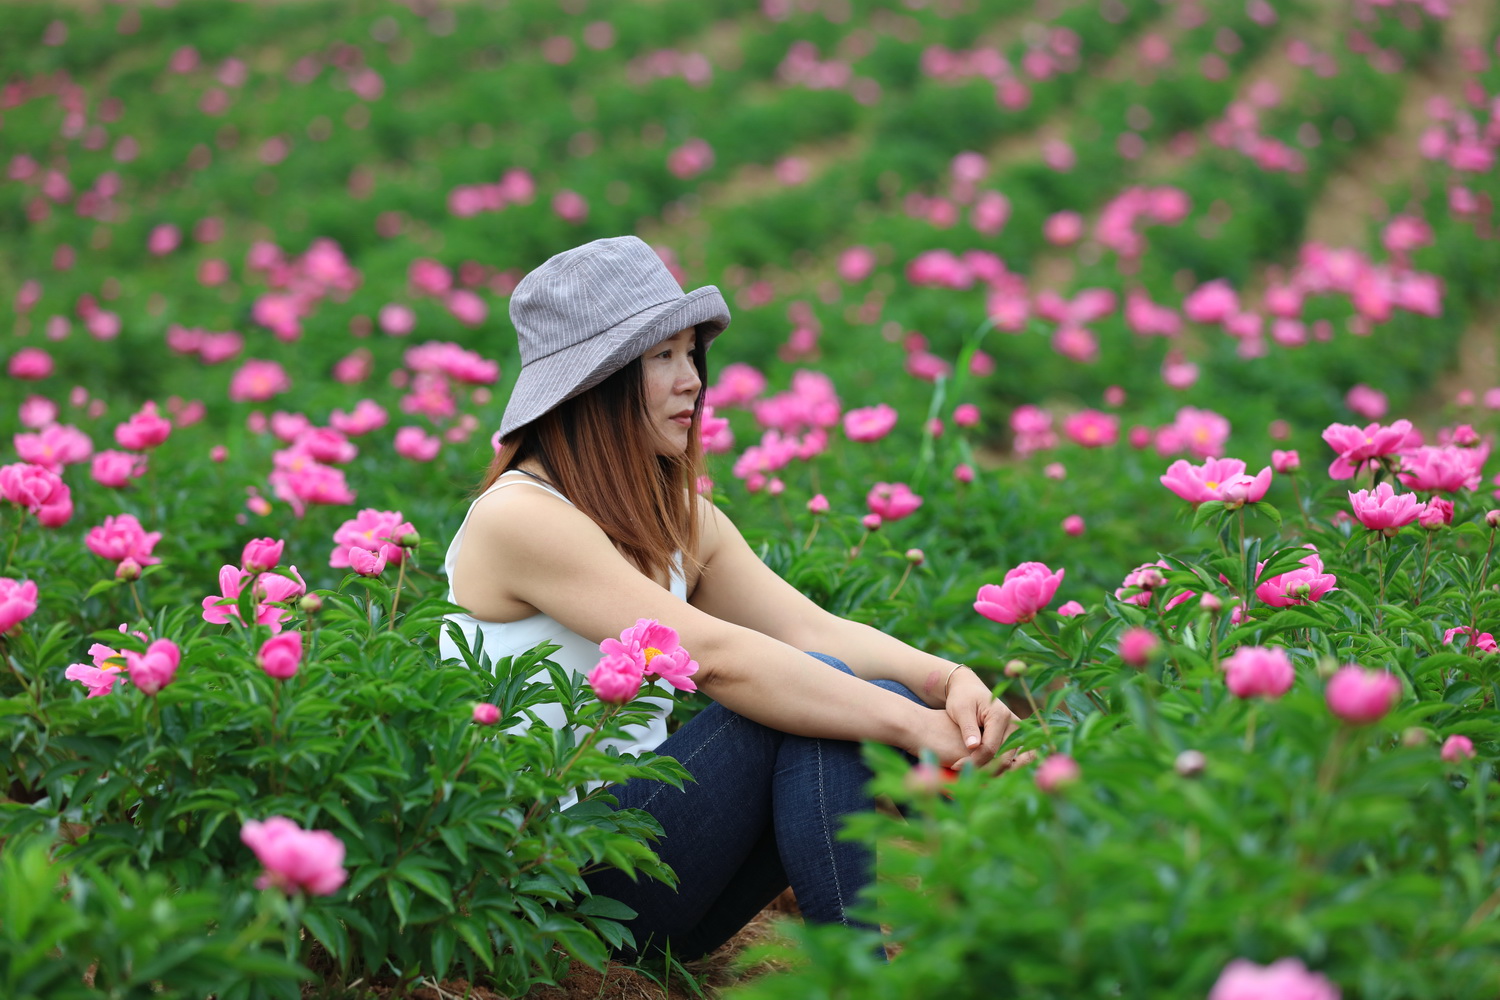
[{"x1": 478, "y1": 342, "x2": 709, "y2": 585}]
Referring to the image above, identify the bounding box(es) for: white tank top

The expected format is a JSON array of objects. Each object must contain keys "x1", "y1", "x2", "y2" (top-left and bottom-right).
[{"x1": 438, "y1": 470, "x2": 680, "y2": 760}]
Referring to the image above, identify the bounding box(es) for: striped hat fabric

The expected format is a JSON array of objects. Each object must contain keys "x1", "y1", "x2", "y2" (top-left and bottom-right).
[{"x1": 498, "y1": 236, "x2": 731, "y2": 440}]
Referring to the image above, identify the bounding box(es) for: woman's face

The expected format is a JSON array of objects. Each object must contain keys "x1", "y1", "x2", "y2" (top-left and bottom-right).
[{"x1": 640, "y1": 326, "x2": 701, "y2": 455}]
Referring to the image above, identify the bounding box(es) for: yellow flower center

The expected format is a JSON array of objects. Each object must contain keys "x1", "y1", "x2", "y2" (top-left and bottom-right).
[
  {"x1": 643, "y1": 647, "x2": 662, "y2": 664},
  {"x1": 1206, "y1": 480, "x2": 1219, "y2": 489}
]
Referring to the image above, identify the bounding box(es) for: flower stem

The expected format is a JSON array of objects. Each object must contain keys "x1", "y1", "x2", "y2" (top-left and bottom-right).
[
  {"x1": 1016, "y1": 674, "x2": 1056, "y2": 753},
  {"x1": 1472, "y1": 525, "x2": 1496, "y2": 638},
  {"x1": 1288, "y1": 474, "x2": 1313, "y2": 535},
  {"x1": 802, "y1": 518, "x2": 820, "y2": 553},
  {"x1": 888, "y1": 562, "x2": 914, "y2": 600},
  {"x1": 1415, "y1": 531, "x2": 1433, "y2": 606},
  {"x1": 388, "y1": 557, "x2": 408, "y2": 632},
  {"x1": 128, "y1": 580, "x2": 148, "y2": 622}
]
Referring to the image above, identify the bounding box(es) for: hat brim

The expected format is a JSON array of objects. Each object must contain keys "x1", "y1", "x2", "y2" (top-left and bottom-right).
[{"x1": 498, "y1": 285, "x2": 730, "y2": 440}]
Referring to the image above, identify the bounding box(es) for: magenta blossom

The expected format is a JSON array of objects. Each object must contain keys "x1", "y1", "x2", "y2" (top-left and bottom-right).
[
  {"x1": 601, "y1": 618, "x2": 699, "y2": 692},
  {"x1": 240, "y1": 817, "x2": 347, "y2": 896},
  {"x1": 1441, "y1": 735, "x2": 1476, "y2": 763},
  {"x1": 0, "y1": 577, "x2": 39, "y2": 634},
  {"x1": 1325, "y1": 665, "x2": 1401, "y2": 724},
  {"x1": 1159, "y1": 457, "x2": 1270, "y2": 506},
  {"x1": 1348, "y1": 482, "x2": 1426, "y2": 532},
  {"x1": 1271, "y1": 449, "x2": 1300, "y2": 474},
  {"x1": 1208, "y1": 957, "x2": 1339, "y2": 1000},
  {"x1": 1255, "y1": 548, "x2": 1338, "y2": 607},
  {"x1": 257, "y1": 632, "x2": 303, "y2": 680},
  {"x1": 975, "y1": 563, "x2": 1065, "y2": 624},
  {"x1": 348, "y1": 546, "x2": 387, "y2": 577},
  {"x1": 1034, "y1": 754, "x2": 1080, "y2": 792},
  {"x1": 1442, "y1": 626, "x2": 1497, "y2": 653},
  {"x1": 472, "y1": 702, "x2": 500, "y2": 725},
  {"x1": 114, "y1": 401, "x2": 172, "y2": 450},
  {"x1": 201, "y1": 565, "x2": 307, "y2": 632},
  {"x1": 242, "y1": 537, "x2": 284, "y2": 572},
  {"x1": 1321, "y1": 418, "x2": 1412, "y2": 479},
  {"x1": 1114, "y1": 560, "x2": 1169, "y2": 607},
  {"x1": 90, "y1": 450, "x2": 147, "y2": 489},
  {"x1": 1118, "y1": 627, "x2": 1159, "y2": 667},
  {"x1": 843, "y1": 404, "x2": 898, "y2": 442},
  {"x1": 1056, "y1": 600, "x2": 1085, "y2": 617},
  {"x1": 1397, "y1": 444, "x2": 1487, "y2": 493},
  {"x1": 1061, "y1": 409, "x2": 1118, "y2": 448},
  {"x1": 65, "y1": 641, "x2": 128, "y2": 697},
  {"x1": 0, "y1": 461, "x2": 73, "y2": 526},
  {"x1": 85, "y1": 513, "x2": 162, "y2": 567},
  {"x1": 124, "y1": 638, "x2": 180, "y2": 696},
  {"x1": 1222, "y1": 646, "x2": 1295, "y2": 699},
  {"x1": 587, "y1": 652, "x2": 645, "y2": 704},
  {"x1": 329, "y1": 508, "x2": 415, "y2": 568},
  {"x1": 866, "y1": 482, "x2": 923, "y2": 522}
]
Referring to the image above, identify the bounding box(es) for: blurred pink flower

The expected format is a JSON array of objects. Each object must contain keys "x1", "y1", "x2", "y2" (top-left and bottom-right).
[
  {"x1": 1397, "y1": 445, "x2": 1487, "y2": 492},
  {"x1": 1222, "y1": 646, "x2": 1294, "y2": 699},
  {"x1": 1208, "y1": 958, "x2": 1338, "y2": 1000},
  {"x1": 379, "y1": 303, "x2": 416, "y2": 336},
  {"x1": 90, "y1": 450, "x2": 146, "y2": 489},
  {"x1": 866, "y1": 481, "x2": 923, "y2": 522},
  {"x1": 124, "y1": 638, "x2": 180, "y2": 696},
  {"x1": 1183, "y1": 279, "x2": 1240, "y2": 324},
  {"x1": 15, "y1": 423, "x2": 92, "y2": 471},
  {"x1": 975, "y1": 562, "x2": 1064, "y2": 624},
  {"x1": 1061, "y1": 410, "x2": 1118, "y2": 447},
  {"x1": 394, "y1": 426, "x2": 441, "y2": 461},
  {"x1": 844, "y1": 404, "x2": 898, "y2": 442},
  {"x1": 1255, "y1": 547, "x2": 1337, "y2": 607},
  {"x1": 258, "y1": 632, "x2": 303, "y2": 680},
  {"x1": 667, "y1": 138, "x2": 715, "y2": 179},
  {"x1": 1115, "y1": 560, "x2": 1169, "y2": 607},
  {"x1": 1441, "y1": 734, "x2": 1476, "y2": 762},
  {"x1": 1062, "y1": 514, "x2": 1085, "y2": 536},
  {"x1": 1034, "y1": 754, "x2": 1080, "y2": 792},
  {"x1": 268, "y1": 453, "x2": 355, "y2": 518},
  {"x1": 1271, "y1": 449, "x2": 1300, "y2": 473},
  {"x1": 114, "y1": 402, "x2": 171, "y2": 450},
  {"x1": 1119, "y1": 627, "x2": 1159, "y2": 667},
  {"x1": 0, "y1": 577, "x2": 39, "y2": 634},
  {"x1": 1043, "y1": 211, "x2": 1083, "y2": 246},
  {"x1": 1170, "y1": 406, "x2": 1231, "y2": 459},
  {"x1": 473, "y1": 702, "x2": 500, "y2": 725},
  {"x1": 1056, "y1": 600, "x2": 1085, "y2": 617},
  {"x1": 241, "y1": 817, "x2": 346, "y2": 896},
  {"x1": 1325, "y1": 665, "x2": 1400, "y2": 724},
  {"x1": 8, "y1": 347, "x2": 55, "y2": 380},
  {"x1": 1348, "y1": 482, "x2": 1426, "y2": 531},
  {"x1": 408, "y1": 258, "x2": 452, "y2": 297},
  {"x1": 349, "y1": 546, "x2": 387, "y2": 577},
  {"x1": 552, "y1": 189, "x2": 588, "y2": 224},
  {"x1": 85, "y1": 513, "x2": 162, "y2": 567},
  {"x1": 837, "y1": 246, "x2": 877, "y2": 283},
  {"x1": 330, "y1": 399, "x2": 388, "y2": 436},
  {"x1": 0, "y1": 461, "x2": 72, "y2": 526},
  {"x1": 1344, "y1": 384, "x2": 1388, "y2": 420},
  {"x1": 445, "y1": 289, "x2": 487, "y2": 326},
  {"x1": 953, "y1": 403, "x2": 980, "y2": 427},
  {"x1": 1419, "y1": 497, "x2": 1454, "y2": 529}
]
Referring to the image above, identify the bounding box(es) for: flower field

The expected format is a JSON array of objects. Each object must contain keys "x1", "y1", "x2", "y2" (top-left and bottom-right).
[{"x1": 2, "y1": 0, "x2": 1500, "y2": 997}]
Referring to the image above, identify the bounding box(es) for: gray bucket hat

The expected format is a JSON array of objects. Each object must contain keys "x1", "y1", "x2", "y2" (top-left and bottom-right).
[{"x1": 498, "y1": 236, "x2": 731, "y2": 440}]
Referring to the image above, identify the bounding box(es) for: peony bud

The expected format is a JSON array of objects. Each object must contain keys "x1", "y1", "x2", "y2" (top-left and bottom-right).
[
  {"x1": 115, "y1": 557, "x2": 142, "y2": 581},
  {"x1": 1199, "y1": 593, "x2": 1223, "y2": 614},
  {"x1": 905, "y1": 547, "x2": 925, "y2": 565},
  {"x1": 1035, "y1": 754, "x2": 1080, "y2": 793},
  {"x1": 861, "y1": 513, "x2": 882, "y2": 531},
  {"x1": 1487, "y1": 510, "x2": 1500, "y2": 529},
  {"x1": 298, "y1": 592, "x2": 323, "y2": 614},
  {"x1": 1119, "y1": 627, "x2": 1160, "y2": 667},
  {"x1": 1174, "y1": 749, "x2": 1206, "y2": 777},
  {"x1": 1401, "y1": 726, "x2": 1431, "y2": 748},
  {"x1": 472, "y1": 702, "x2": 500, "y2": 725},
  {"x1": 398, "y1": 531, "x2": 421, "y2": 548},
  {"x1": 1004, "y1": 659, "x2": 1028, "y2": 678},
  {"x1": 1440, "y1": 734, "x2": 1476, "y2": 762}
]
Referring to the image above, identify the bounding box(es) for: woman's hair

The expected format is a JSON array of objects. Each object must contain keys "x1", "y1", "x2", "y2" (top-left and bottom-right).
[{"x1": 477, "y1": 335, "x2": 709, "y2": 584}]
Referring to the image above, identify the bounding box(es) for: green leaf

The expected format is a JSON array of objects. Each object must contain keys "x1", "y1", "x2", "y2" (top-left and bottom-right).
[
  {"x1": 386, "y1": 878, "x2": 413, "y2": 931},
  {"x1": 396, "y1": 861, "x2": 455, "y2": 911},
  {"x1": 429, "y1": 924, "x2": 456, "y2": 980},
  {"x1": 300, "y1": 908, "x2": 349, "y2": 964},
  {"x1": 1248, "y1": 501, "x2": 1282, "y2": 527},
  {"x1": 1191, "y1": 501, "x2": 1227, "y2": 533}
]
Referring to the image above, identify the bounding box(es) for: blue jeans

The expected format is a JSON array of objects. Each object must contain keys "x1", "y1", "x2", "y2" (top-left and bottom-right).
[{"x1": 581, "y1": 652, "x2": 922, "y2": 961}]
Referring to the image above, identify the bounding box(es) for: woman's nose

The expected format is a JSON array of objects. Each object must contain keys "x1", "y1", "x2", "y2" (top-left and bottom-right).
[{"x1": 677, "y1": 360, "x2": 701, "y2": 393}]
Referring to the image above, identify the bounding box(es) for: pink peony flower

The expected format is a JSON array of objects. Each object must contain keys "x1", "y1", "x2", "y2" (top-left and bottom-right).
[
  {"x1": 1397, "y1": 445, "x2": 1487, "y2": 493},
  {"x1": 15, "y1": 424, "x2": 92, "y2": 471},
  {"x1": 1034, "y1": 754, "x2": 1080, "y2": 792},
  {"x1": 1442, "y1": 626, "x2": 1497, "y2": 653},
  {"x1": 1056, "y1": 600, "x2": 1085, "y2": 617},
  {"x1": 1321, "y1": 419, "x2": 1412, "y2": 479},
  {"x1": 0, "y1": 577, "x2": 39, "y2": 634},
  {"x1": 329, "y1": 509, "x2": 415, "y2": 568},
  {"x1": 1160, "y1": 457, "x2": 1270, "y2": 505},
  {"x1": 229, "y1": 359, "x2": 292, "y2": 402},
  {"x1": 700, "y1": 404, "x2": 734, "y2": 454},
  {"x1": 1325, "y1": 665, "x2": 1401, "y2": 724},
  {"x1": 1208, "y1": 957, "x2": 1339, "y2": 1000},
  {"x1": 329, "y1": 399, "x2": 388, "y2": 436},
  {"x1": 1062, "y1": 410, "x2": 1118, "y2": 447},
  {"x1": 1420, "y1": 497, "x2": 1454, "y2": 529},
  {"x1": 1115, "y1": 560, "x2": 1169, "y2": 607},
  {"x1": 202, "y1": 564, "x2": 306, "y2": 633},
  {"x1": 1272, "y1": 449, "x2": 1300, "y2": 474},
  {"x1": 348, "y1": 546, "x2": 387, "y2": 577},
  {"x1": 1255, "y1": 547, "x2": 1338, "y2": 607},
  {"x1": 1348, "y1": 482, "x2": 1426, "y2": 532},
  {"x1": 113, "y1": 402, "x2": 171, "y2": 450},
  {"x1": 1440, "y1": 734, "x2": 1475, "y2": 763},
  {"x1": 1118, "y1": 627, "x2": 1159, "y2": 667},
  {"x1": 257, "y1": 632, "x2": 303, "y2": 680},
  {"x1": 242, "y1": 537, "x2": 284, "y2": 572},
  {"x1": 240, "y1": 817, "x2": 347, "y2": 896},
  {"x1": 8, "y1": 347, "x2": 55, "y2": 380},
  {"x1": 1183, "y1": 279, "x2": 1240, "y2": 324},
  {"x1": 124, "y1": 638, "x2": 180, "y2": 696},
  {"x1": 975, "y1": 563, "x2": 1064, "y2": 624},
  {"x1": 393, "y1": 425, "x2": 441, "y2": 461},
  {"x1": 866, "y1": 482, "x2": 923, "y2": 522},
  {"x1": 0, "y1": 461, "x2": 72, "y2": 527},
  {"x1": 953, "y1": 403, "x2": 980, "y2": 427},
  {"x1": 90, "y1": 450, "x2": 146, "y2": 489},
  {"x1": 843, "y1": 404, "x2": 899, "y2": 442},
  {"x1": 472, "y1": 702, "x2": 500, "y2": 725},
  {"x1": 807, "y1": 493, "x2": 829, "y2": 514},
  {"x1": 65, "y1": 640, "x2": 128, "y2": 697},
  {"x1": 85, "y1": 513, "x2": 162, "y2": 566},
  {"x1": 1222, "y1": 646, "x2": 1295, "y2": 699},
  {"x1": 1062, "y1": 514, "x2": 1085, "y2": 536},
  {"x1": 587, "y1": 651, "x2": 645, "y2": 704},
  {"x1": 600, "y1": 618, "x2": 699, "y2": 693}
]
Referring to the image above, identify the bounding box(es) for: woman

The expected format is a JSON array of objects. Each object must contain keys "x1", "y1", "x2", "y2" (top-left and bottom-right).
[{"x1": 441, "y1": 236, "x2": 1019, "y2": 960}]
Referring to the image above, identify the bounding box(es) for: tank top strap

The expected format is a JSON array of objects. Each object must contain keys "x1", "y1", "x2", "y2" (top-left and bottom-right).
[{"x1": 489, "y1": 469, "x2": 574, "y2": 506}]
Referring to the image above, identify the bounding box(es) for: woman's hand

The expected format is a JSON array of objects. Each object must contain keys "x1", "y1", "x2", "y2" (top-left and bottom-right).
[{"x1": 944, "y1": 667, "x2": 1021, "y2": 767}]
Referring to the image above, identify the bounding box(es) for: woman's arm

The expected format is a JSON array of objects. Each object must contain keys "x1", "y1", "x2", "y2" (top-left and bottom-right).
[
  {"x1": 690, "y1": 501, "x2": 1019, "y2": 762},
  {"x1": 462, "y1": 488, "x2": 977, "y2": 766}
]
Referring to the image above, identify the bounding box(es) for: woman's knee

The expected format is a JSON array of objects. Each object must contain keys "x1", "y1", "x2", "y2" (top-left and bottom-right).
[{"x1": 805, "y1": 652, "x2": 925, "y2": 706}]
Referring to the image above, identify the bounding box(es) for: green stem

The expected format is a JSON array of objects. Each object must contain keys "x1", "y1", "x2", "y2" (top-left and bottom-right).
[
  {"x1": 1243, "y1": 704, "x2": 1257, "y2": 754},
  {"x1": 1030, "y1": 617, "x2": 1108, "y2": 715},
  {"x1": 1288, "y1": 474, "x2": 1313, "y2": 536},
  {"x1": 1415, "y1": 531, "x2": 1433, "y2": 606},
  {"x1": 1472, "y1": 526, "x2": 1496, "y2": 639},
  {"x1": 388, "y1": 557, "x2": 408, "y2": 632},
  {"x1": 3, "y1": 515, "x2": 21, "y2": 572},
  {"x1": 1016, "y1": 674, "x2": 1056, "y2": 753},
  {"x1": 801, "y1": 518, "x2": 821, "y2": 553},
  {"x1": 888, "y1": 562, "x2": 914, "y2": 600},
  {"x1": 128, "y1": 580, "x2": 148, "y2": 622}
]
